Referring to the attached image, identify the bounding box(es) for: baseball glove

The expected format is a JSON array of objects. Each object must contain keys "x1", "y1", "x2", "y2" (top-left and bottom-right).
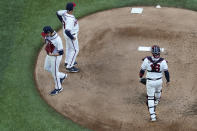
[
  {"x1": 140, "y1": 78, "x2": 146, "y2": 85},
  {"x1": 45, "y1": 43, "x2": 55, "y2": 54}
]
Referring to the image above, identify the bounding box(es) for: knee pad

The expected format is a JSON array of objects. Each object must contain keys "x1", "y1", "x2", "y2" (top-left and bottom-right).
[
  {"x1": 155, "y1": 90, "x2": 162, "y2": 100},
  {"x1": 147, "y1": 96, "x2": 155, "y2": 113}
]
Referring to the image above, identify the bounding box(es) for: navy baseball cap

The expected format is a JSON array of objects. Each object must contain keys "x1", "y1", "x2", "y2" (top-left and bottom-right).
[
  {"x1": 43, "y1": 26, "x2": 53, "y2": 34},
  {"x1": 66, "y1": 2, "x2": 76, "y2": 11}
]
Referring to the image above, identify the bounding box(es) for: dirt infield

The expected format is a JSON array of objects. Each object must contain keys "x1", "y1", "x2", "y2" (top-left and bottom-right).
[{"x1": 35, "y1": 7, "x2": 197, "y2": 131}]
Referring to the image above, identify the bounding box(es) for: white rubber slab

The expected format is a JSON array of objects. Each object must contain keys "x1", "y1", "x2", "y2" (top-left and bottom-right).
[
  {"x1": 138, "y1": 46, "x2": 164, "y2": 52},
  {"x1": 131, "y1": 8, "x2": 143, "y2": 14}
]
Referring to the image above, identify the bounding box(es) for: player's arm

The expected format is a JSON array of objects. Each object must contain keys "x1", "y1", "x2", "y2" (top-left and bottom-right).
[
  {"x1": 56, "y1": 10, "x2": 66, "y2": 22},
  {"x1": 139, "y1": 69, "x2": 145, "y2": 78},
  {"x1": 163, "y1": 60, "x2": 170, "y2": 84},
  {"x1": 56, "y1": 38, "x2": 64, "y2": 56},
  {"x1": 164, "y1": 70, "x2": 170, "y2": 83},
  {"x1": 48, "y1": 38, "x2": 64, "y2": 56},
  {"x1": 48, "y1": 49, "x2": 64, "y2": 56},
  {"x1": 48, "y1": 50, "x2": 64, "y2": 56},
  {"x1": 65, "y1": 30, "x2": 75, "y2": 40},
  {"x1": 52, "y1": 37, "x2": 64, "y2": 56},
  {"x1": 139, "y1": 59, "x2": 147, "y2": 85},
  {"x1": 139, "y1": 58, "x2": 147, "y2": 78},
  {"x1": 56, "y1": 13, "x2": 63, "y2": 22},
  {"x1": 48, "y1": 52, "x2": 59, "y2": 56},
  {"x1": 65, "y1": 18, "x2": 75, "y2": 40}
]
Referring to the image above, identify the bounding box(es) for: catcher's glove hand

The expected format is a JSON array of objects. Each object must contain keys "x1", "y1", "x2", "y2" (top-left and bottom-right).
[{"x1": 140, "y1": 78, "x2": 146, "y2": 85}]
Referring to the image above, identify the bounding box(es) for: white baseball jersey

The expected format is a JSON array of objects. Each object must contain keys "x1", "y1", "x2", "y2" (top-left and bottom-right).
[
  {"x1": 45, "y1": 32, "x2": 63, "y2": 53},
  {"x1": 57, "y1": 10, "x2": 79, "y2": 35},
  {"x1": 44, "y1": 32, "x2": 65, "y2": 90},
  {"x1": 57, "y1": 10, "x2": 79, "y2": 69},
  {"x1": 141, "y1": 56, "x2": 168, "y2": 79}
]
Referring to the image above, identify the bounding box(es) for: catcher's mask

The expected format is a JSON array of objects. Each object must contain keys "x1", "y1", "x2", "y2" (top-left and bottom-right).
[{"x1": 151, "y1": 45, "x2": 160, "y2": 58}]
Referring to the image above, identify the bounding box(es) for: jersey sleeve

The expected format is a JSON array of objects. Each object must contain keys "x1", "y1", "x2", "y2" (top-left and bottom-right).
[
  {"x1": 57, "y1": 10, "x2": 67, "y2": 16},
  {"x1": 65, "y1": 18, "x2": 74, "y2": 31},
  {"x1": 56, "y1": 37, "x2": 63, "y2": 51},
  {"x1": 141, "y1": 58, "x2": 148, "y2": 70},
  {"x1": 161, "y1": 60, "x2": 168, "y2": 71}
]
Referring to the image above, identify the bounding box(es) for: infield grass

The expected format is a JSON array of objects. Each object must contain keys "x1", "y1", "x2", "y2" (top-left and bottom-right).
[{"x1": 0, "y1": 0, "x2": 197, "y2": 131}]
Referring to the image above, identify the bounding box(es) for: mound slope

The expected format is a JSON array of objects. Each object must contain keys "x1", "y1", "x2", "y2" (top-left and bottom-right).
[{"x1": 35, "y1": 7, "x2": 197, "y2": 131}]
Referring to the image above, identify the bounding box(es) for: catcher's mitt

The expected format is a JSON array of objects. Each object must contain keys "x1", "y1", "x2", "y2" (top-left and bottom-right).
[
  {"x1": 140, "y1": 78, "x2": 146, "y2": 85},
  {"x1": 45, "y1": 43, "x2": 55, "y2": 54}
]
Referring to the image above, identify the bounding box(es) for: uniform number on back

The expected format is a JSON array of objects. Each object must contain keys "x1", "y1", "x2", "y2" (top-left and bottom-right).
[{"x1": 150, "y1": 64, "x2": 160, "y2": 72}]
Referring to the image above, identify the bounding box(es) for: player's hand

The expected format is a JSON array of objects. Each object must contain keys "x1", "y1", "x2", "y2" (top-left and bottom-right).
[
  {"x1": 139, "y1": 78, "x2": 146, "y2": 85},
  {"x1": 48, "y1": 52, "x2": 52, "y2": 56},
  {"x1": 166, "y1": 82, "x2": 170, "y2": 87},
  {"x1": 73, "y1": 37, "x2": 76, "y2": 41}
]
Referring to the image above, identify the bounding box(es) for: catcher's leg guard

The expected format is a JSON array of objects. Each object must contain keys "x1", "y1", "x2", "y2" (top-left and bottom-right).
[
  {"x1": 147, "y1": 95, "x2": 156, "y2": 121},
  {"x1": 147, "y1": 96, "x2": 155, "y2": 115},
  {"x1": 155, "y1": 90, "x2": 161, "y2": 100},
  {"x1": 154, "y1": 90, "x2": 162, "y2": 105}
]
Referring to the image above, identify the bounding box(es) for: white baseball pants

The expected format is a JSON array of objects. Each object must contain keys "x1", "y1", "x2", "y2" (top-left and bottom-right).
[
  {"x1": 44, "y1": 55, "x2": 65, "y2": 90},
  {"x1": 64, "y1": 34, "x2": 79, "y2": 68},
  {"x1": 146, "y1": 79, "x2": 163, "y2": 116}
]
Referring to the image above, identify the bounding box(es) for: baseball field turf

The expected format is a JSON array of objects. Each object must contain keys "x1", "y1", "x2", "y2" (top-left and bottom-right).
[{"x1": 1, "y1": 0, "x2": 197, "y2": 130}]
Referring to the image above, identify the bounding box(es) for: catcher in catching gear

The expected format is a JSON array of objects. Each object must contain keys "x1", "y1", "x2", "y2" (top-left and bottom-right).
[
  {"x1": 41, "y1": 26, "x2": 67, "y2": 95},
  {"x1": 139, "y1": 45, "x2": 170, "y2": 122}
]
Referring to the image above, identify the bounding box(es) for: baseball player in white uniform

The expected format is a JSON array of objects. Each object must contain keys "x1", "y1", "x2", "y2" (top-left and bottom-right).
[
  {"x1": 42, "y1": 26, "x2": 67, "y2": 95},
  {"x1": 139, "y1": 45, "x2": 170, "y2": 121},
  {"x1": 56, "y1": 2, "x2": 79, "y2": 73}
]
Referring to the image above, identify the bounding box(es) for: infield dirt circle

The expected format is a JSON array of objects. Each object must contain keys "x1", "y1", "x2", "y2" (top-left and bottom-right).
[{"x1": 35, "y1": 7, "x2": 197, "y2": 131}]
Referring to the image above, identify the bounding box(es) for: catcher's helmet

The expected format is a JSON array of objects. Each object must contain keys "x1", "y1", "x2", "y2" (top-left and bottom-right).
[
  {"x1": 151, "y1": 45, "x2": 160, "y2": 58},
  {"x1": 43, "y1": 26, "x2": 54, "y2": 34},
  {"x1": 66, "y1": 2, "x2": 76, "y2": 11}
]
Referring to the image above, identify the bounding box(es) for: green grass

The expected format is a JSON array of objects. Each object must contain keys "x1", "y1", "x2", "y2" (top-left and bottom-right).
[{"x1": 0, "y1": 0, "x2": 197, "y2": 131}]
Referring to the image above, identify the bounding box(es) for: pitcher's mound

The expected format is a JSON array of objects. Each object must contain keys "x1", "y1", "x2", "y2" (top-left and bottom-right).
[{"x1": 35, "y1": 7, "x2": 197, "y2": 131}]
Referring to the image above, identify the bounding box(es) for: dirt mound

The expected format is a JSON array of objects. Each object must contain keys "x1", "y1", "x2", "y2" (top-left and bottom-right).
[{"x1": 35, "y1": 7, "x2": 197, "y2": 131}]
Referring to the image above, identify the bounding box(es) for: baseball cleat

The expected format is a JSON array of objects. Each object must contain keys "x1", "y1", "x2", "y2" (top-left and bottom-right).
[
  {"x1": 64, "y1": 62, "x2": 78, "y2": 67},
  {"x1": 150, "y1": 114, "x2": 157, "y2": 122},
  {"x1": 74, "y1": 61, "x2": 78, "y2": 65},
  {"x1": 154, "y1": 99, "x2": 160, "y2": 106},
  {"x1": 151, "y1": 117, "x2": 156, "y2": 122},
  {"x1": 50, "y1": 88, "x2": 63, "y2": 96},
  {"x1": 59, "y1": 88, "x2": 63, "y2": 92},
  {"x1": 60, "y1": 74, "x2": 67, "y2": 84},
  {"x1": 66, "y1": 66, "x2": 79, "y2": 73}
]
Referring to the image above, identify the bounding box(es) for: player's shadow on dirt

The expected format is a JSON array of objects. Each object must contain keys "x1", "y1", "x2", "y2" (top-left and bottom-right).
[
  {"x1": 185, "y1": 100, "x2": 197, "y2": 116},
  {"x1": 135, "y1": 93, "x2": 147, "y2": 105}
]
